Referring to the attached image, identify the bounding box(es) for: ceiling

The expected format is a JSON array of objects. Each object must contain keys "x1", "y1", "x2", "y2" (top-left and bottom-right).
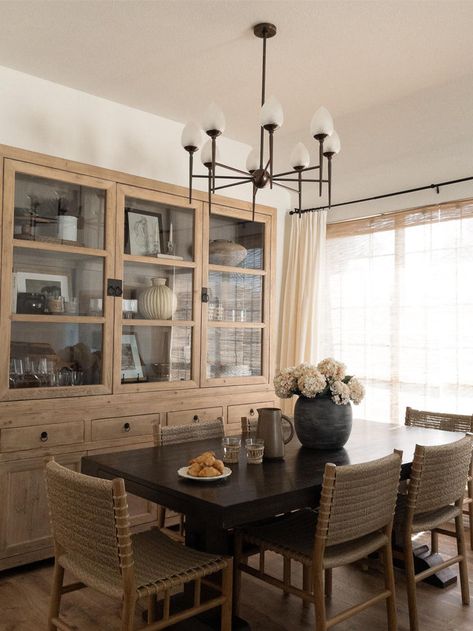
[{"x1": 0, "y1": 0, "x2": 473, "y2": 156}]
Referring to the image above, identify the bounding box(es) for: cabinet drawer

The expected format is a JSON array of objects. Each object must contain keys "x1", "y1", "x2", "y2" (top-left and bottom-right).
[
  {"x1": 227, "y1": 401, "x2": 275, "y2": 432},
  {"x1": 91, "y1": 414, "x2": 160, "y2": 442},
  {"x1": 167, "y1": 407, "x2": 223, "y2": 427},
  {"x1": 0, "y1": 422, "x2": 84, "y2": 453}
]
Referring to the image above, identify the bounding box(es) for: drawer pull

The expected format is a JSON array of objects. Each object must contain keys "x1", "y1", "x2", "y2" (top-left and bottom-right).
[
  {"x1": 193, "y1": 415, "x2": 199, "y2": 422},
  {"x1": 249, "y1": 409, "x2": 255, "y2": 416},
  {"x1": 40, "y1": 431, "x2": 48, "y2": 442},
  {"x1": 123, "y1": 422, "x2": 131, "y2": 433}
]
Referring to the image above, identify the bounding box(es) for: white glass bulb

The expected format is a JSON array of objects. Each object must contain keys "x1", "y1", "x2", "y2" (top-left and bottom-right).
[
  {"x1": 324, "y1": 130, "x2": 341, "y2": 155},
  {"x1": 202, "y1": 102, "x2": 226, "y2": 134},
  {"x1": 201, "y1": 139, "x2": 220, "y2": 165},
  {"x1": 290, "y1": 142, "x2": 310, "y2": 169},
  {"x1": 246, "y1": 148, "x2": 259, "y2": 173},
  {"x1": 260, "y1": 96, "x2": 284, "y2": 129},
  {"x1": 310, "y1": 106, "x2": 334, "y2": 137},
  {"x1": 181, "y1": 121, "x2": 202, "y2": 150}
]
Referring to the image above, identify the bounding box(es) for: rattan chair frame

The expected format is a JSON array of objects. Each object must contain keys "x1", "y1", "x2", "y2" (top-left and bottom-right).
[
  {"x1": 397, "y1": 435, "x2": 472, "y2": 631},
  {"x1": 235, "y1": 451, "x2": 402, "y2": 631},
  {"x1": 405, "y1": 407, "x2": 473, "y2": 550},
  {"x1": 153, "y1": 418, "x2": 225, "y2": 540},
  {"x1": 46, "y1": 460, "x2": 232, "y2": 631}
]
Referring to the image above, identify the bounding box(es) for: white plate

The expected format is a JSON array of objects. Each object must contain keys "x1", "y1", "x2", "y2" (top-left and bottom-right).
[{"x1": 177, "y1": 466, "x2": 232, "y2": 481}]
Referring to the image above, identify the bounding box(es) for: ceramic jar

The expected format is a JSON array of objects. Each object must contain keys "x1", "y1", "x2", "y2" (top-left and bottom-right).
[
  {"x1": 138, "y1": 277, "x2": 177, "y2": 320},
  {"x1": 209, "y1": 240, "x2": 248, "y2": 266},
  {"x1": 294, "y1": 396, "x2": 353, "y2": 449}
]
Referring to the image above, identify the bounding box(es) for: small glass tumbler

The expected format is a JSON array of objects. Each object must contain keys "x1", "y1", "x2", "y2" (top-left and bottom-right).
[
  {"x1": 246, "y1": 438, "x2": 265, "y2": 464},
  {"x1": 222, "y1": 436, "x2": 241, "y2": 464}
]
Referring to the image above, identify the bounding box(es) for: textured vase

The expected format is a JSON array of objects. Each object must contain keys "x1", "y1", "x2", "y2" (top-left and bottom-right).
[
  {"x1": 294, "y1": 396, "x2": 353, "y2": 449},
  {"x1": 209, "y1": 240, "x2": 248, "y2": 266},
  {"x1": 138, "y1": 277, "x2": 177, "y2": 320}
]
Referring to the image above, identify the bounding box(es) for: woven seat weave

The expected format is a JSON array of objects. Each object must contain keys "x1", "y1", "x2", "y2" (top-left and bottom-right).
[
  {"x1": 405, "y1": 407, "x2": 473, "y2": 433},
  {"x1": 154, "y1": 418, "x2": 224, "y2": 446},
  {"x1": 395, "y1": 493, "x2": 461, "y2": 535}
]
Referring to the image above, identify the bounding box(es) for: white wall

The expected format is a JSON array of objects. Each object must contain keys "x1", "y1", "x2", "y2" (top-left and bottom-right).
[{"x1": 0, "y1": 65, "x2": 289, "y2": 350}]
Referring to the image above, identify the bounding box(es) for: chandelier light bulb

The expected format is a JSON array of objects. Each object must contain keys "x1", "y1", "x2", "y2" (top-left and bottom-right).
[
  {"x1": 181, "y1": 122, "x2": 202, "y2": 150},
  {"x1": 246, "y1": 148, "x2": 259, "y2": 173},
  {"x1": 290, "y1": 142, "x2": 310, "y2": 169},
  {"x1": 202, "y1": 102, "x2": 226, "y2": 134},
  {"x1": 260, "y1": 96, "x2": 284, "y2": 129},
  {"x1": 324, "y1": 130, "x2": 341, "y2": 155},
  {"x1": 201, "y1": 139, "x2": 220, "y2": 166},
  {"x1": 310, "y1": 106, "x2": 334, "y2": 137}
]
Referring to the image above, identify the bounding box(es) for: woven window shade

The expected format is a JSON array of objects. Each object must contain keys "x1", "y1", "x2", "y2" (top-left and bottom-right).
[{"x1": 321, "y1": 197, "x2": 473, "y2": 423}]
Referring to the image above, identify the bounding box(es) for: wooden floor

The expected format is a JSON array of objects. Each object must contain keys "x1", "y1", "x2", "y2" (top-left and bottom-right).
[{"x1": 0, "y1": 532, "x2": 472, "y2": 631}]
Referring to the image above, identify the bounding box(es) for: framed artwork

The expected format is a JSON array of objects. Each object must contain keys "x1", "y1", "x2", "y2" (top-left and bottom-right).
[
  {"x1": 125, "y1": 208, "x2": 163, "y2": 256},
  {"x1": 12, "y1": 271, "x2": 70, "y2": 313},
  {"x1": 121, "y1": 333, "x2": 144, "y2": 380}
]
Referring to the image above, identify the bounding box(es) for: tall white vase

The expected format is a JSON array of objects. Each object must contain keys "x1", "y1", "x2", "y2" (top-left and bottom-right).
[{"x1": 138, "y1": 277, "x2": 177, "y2": 320}]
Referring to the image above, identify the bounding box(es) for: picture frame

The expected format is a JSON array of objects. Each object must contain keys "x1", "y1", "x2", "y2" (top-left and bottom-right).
[
  {"x1": 121, "y1": 333, "x2": 144, "y2": 380},
  {"x1": 125, "y1": 208, "x2": 163, "y2": 256},
  {"x1": 12, "y1": 271, "x2": 70, "y2": 313}
]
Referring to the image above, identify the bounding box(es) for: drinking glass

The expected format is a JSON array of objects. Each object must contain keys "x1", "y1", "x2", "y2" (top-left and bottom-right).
[
  {"x1": 222, "y1": 436, "x2": 241, "y2": 464},
  {"x1": 245, "y1": 438, "x2": 265, "y2": 464}
]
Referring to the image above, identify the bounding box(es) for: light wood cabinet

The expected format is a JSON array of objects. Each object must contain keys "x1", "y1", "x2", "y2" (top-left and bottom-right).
[{"x1": 0, "y1": 143, "x2": 278, "y2": 571}]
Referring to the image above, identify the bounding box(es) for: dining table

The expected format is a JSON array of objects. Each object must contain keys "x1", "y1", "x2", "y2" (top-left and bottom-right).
[{"x1": 81, "y1": 418, "x2": 464, "y2": 630}]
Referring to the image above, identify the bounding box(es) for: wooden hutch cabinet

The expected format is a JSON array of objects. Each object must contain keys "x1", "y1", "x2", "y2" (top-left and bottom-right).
[{"x1": 0, "y1": 145, "x2": 277, "y2": 571}]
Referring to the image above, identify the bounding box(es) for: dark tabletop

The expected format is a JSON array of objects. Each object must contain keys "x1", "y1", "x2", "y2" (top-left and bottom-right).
[{"x1": 81, "y1": 419, "x2": 462, "y2": 531}]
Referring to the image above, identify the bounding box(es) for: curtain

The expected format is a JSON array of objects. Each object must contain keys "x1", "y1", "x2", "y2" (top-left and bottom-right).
[
  {"x1": 321, "y1": 199, "x2": 473, "y2": 423},
  {"x1": 278, "y1": 211, "x2": 327, "y2": 412}
]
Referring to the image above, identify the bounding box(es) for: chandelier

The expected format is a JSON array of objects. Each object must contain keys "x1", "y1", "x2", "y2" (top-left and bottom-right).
[{"x1": 181, "y1": 22, "x2": 341, "y2": 217}]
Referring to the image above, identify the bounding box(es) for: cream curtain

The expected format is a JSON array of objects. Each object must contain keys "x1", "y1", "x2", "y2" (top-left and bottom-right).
[
  {"x1": 278, "y1": 211, "x2": 327, "y2": 412},
  {"x1": 320, "y1": 199, "x2": 473, "y2": 423}
]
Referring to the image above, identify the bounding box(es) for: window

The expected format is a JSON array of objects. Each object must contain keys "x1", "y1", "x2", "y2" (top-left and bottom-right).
[{"x1": 320, "y1": 200, "x2": 473, "y2": 423}]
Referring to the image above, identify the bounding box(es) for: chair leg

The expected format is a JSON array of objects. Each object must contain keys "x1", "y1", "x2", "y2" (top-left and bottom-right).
[
  {"x1": 48, "y1": 561, "x2": 65, "y2": 631},
  {"x1": 221, "y1": 559, "x2": 233, "y2": 631},
  {"x1": 324, "y1": 568, "x2": 332, "y2": 599},
  {"x1": 147, "y1": 594, "x2": 159, "y2": 623},
  {"x1": 233, "y1": 533, "x2": 243, "y2": 617},
  {"x1": 313, "y1": 566, "x2": 327, "y2": 631},
  {"x1": 157, "y1": 505, "x2": 166, "y2": 529},
  {"x1": 283, "y1": 557, "x2": 291, "y2": 596},
  {"x1": 431, "y1": 529, "x2": 439, "y2": 554},
  {"x1": 468, "y1": 479, "x2": 473, "y2": 550},
  {"x1": 302, "y1": 564, "x2": 311, "y2": 608},
  {"x1": 404, "y1": 531, "x2": 419, "y2": 631},
  {"x1": 381, "y1": 543, "x2": 398, "y2": 631},
  {"x1": 455, "y1": 513, "x2": 470, "y2": 605},
  {"x1": 121, "y1": 595, "x2": 136, "y2": 631}
]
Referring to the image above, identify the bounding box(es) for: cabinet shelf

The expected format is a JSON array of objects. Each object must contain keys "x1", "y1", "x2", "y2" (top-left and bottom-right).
[
  {"x1": 13, "y1": 238, "x2": 108, "y2": 258},
  {"x1": 122, "y1": 319, "x2": 194, "y2": 327},
  {"x1": 123, "y1": 253, "x2": 195, "y2": 268},
  {"x1": 11, "y1": 314, "x2": 106, "y2": 324},
  {"x1": 208, "y1": 263, "x2": 265, "y2": 276}
]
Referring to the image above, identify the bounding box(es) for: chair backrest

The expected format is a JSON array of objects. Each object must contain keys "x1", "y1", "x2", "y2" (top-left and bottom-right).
[
  {"x1": 241, "y1": 416, "x2": 258, "y2": 437},
  {"x1": 153, "y1": 417, "x2": 225, "y2": 446},
  {"x1": 405, "y1": 407, "x2": 473, "y2": 433},
  {"x1": 46, "y1": 460, "x2": 133, "y2": 593},
  {"x1": 406, "y1": 435, "x2": 473, "y2": 515},
  {"x1": 316, "y1": 451, "x2": 402, "y2": 548}
]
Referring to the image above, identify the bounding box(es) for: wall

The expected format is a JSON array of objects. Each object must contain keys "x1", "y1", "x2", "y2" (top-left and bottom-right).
[{"x1": 0, "y1": 64, "x2": 290, "y2": 365}]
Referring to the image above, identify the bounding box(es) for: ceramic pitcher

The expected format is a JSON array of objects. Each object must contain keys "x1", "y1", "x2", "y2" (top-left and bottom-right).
[{"x1": 256, "y1": 407, "x2": 294, "y2": 460}]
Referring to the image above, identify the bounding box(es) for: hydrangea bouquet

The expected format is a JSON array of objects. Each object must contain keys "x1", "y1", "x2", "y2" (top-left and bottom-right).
[{"x1": 274, "y1": 358, "x2": 365, "y2": 406}]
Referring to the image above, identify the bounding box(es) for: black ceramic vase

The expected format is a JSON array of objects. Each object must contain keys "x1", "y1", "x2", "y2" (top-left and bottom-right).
[{"x1": 294, "y1": 395, "x2": 353, "y2": 449}]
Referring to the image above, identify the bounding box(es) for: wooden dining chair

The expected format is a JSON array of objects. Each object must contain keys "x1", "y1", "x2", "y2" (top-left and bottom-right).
[
  {"x1": 405, "y1": 407, "x2": 473, "y2": 550},
  {"x1": 395, "y1": 435, "x2": 472, "y2": 631},
  {"x1": 235, "y1": 451, "x2": 402, "y2": 631},
  {"x1": 46, "y1": 459, "x2": 233, "y2": 631},
  {"x1": 153, "y1": 418, "x2": 225, "y2": 539}
]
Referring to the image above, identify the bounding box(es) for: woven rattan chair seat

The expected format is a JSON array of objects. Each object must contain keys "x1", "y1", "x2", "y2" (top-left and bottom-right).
[
  {"x1": 395, "y1": 494, "x2": 461, "y2": 534},
  {"x1": 59, "y1": 529, "x2": 227, "y2": 600},
  {"x1": 242, "y1": 508, "x2": 389, "y2": 569}
]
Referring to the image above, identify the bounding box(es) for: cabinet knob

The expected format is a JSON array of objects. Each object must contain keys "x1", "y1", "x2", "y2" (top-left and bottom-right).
[
  {"x1": 123, "y1": 422, "x2": 131, "y2": 433},
  {"x1": 193, "y1": 415, "x2": 199, "y2": 422},
  {"x1": 40, "y1": 431, "x2": 48, "y2": 442},
  {"x1": 249, "y1": 409, "x2": 255, "y2": 416}
]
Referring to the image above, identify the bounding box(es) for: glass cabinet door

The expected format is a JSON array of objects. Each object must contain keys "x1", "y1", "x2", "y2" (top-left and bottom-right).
[
  {"x1": 0, "y1": 160, "x2": 115, "y2": 398},
  {"x1": 203, "y1": 207, "x2": 271, "y2": 385},
  {"x1": 114, "y1": 185, "x2": 201, "y2": 391}
]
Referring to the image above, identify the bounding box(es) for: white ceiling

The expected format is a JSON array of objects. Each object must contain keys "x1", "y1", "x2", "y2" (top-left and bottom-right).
[{"x1": 0, "y1": 0, "x2": 473, "y2": 153}]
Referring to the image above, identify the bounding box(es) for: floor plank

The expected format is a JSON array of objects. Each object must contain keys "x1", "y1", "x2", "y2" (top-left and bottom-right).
[{"x1": 0, "y1": 532, "x2": 472, "y2": 630}]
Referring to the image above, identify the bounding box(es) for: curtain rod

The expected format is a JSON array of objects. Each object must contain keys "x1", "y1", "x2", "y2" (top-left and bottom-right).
[{"x1": 288, "y1": 175, "x2": 473, "y2": 215}]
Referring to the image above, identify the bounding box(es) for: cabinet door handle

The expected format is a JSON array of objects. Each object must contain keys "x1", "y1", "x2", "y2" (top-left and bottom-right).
[
  {"x1": 123, "y1": 422, "x2": 131, "y2": 433},
  {"x1": 249, "y1": 409, "x2": 255, "y2": 416},
  {"x1": 40, "y1": 431, "x2": 48, "y2": 442},
  {"x1": 193, "y1": 415, "x2": 199, "y2": 422}
]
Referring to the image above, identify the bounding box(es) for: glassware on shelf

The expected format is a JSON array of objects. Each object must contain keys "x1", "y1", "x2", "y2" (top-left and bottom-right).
[
  {"x1": 64, "y1": 298, "x2": 79, "y2": 315},
  {"x1": 122, "y1": 299, "x2": 138, "y2": 319}
]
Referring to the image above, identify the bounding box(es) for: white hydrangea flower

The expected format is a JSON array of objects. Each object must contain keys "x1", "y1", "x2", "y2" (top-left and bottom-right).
[
  {"x1": 330, "y1": 380, "x2": 350, "y2": 405},
  {"x1": 348, "y1": 377, "x2": 365, "y2": 405},
  {"x1": 292, "y1": 363, "x2": 311, "y2": 381},
  {"x1": 297, "y1": 367, "x2": 326, "y2": 398},
  {"x1": 317, "y1": 357, "x2": 346, "y2": 381},
  {"x1": 273, "y1": 368, "x2": 297, "y2": 399}
]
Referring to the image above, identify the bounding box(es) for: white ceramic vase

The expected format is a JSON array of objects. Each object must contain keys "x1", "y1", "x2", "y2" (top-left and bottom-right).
[{"x1": 138, "y1": 277, "x2": 177, "y2": 320}]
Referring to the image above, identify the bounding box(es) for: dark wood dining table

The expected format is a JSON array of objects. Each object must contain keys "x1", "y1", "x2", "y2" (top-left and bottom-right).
[{"x1": 81, "y1": 419, "x2": 463, "y2": 630}]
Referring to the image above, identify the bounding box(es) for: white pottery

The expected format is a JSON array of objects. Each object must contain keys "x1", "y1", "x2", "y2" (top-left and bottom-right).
[
  {"x1": 57, "y1": 215, "x2": 78, "y2": 241},
  {"x1": 209, "y1": 240, "x2": 247, "y2": 266},
  {"x1": 138, "y1": 277, "x2": 177, "y2": 320}
]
